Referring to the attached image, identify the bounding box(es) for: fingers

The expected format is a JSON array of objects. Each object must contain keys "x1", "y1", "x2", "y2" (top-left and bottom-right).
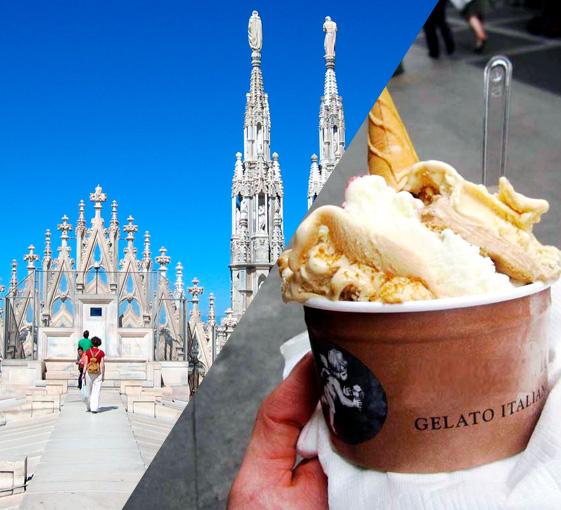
[
  {"x1": 240, "y1": 353, "x2": 320, "y2": 483},
  {"x1": 293, "y1": 459, "x2": 328, "y2": 508}
]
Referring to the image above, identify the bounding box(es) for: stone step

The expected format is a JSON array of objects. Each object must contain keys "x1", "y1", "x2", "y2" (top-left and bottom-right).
[
  {"x1": 0, "y1": 429, "x2": 53, "y2": 444},
  {"x1": 160, "y1": 398, "x2": 187, "y2": 410},
  {"x1": 131, "y1": 430, "x2": 170, "y2": 445},
  {"x1": 0, "y1": 431, "x2": 52, "y2": 450},
  {"x1": 1, "y1": 415, "x2": 57, "y2": 432},
  {"x1": 129, "y1": 419, "x2": 175, "y2": 435},
  {"x1": 0, "y1": 493, "x2": 24, "y2": 509},
  {"x1": 0, "y1": 398, "x2": 26, "y2": 412},
  {"x1": 0, "y1": 443, "x2": 46, "y2": 460},
  {"x1": 0, "y1": 459, "x2": 28, "y2": 496},
  {"x1": 154, "y1": 405, "x2": 180, "y2": 421}
]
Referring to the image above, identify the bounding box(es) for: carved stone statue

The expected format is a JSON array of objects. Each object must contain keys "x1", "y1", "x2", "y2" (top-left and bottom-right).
[
  {"x1": 240, "y1": 197, "x2": 248, "y2": 216},
  {"x1": 248, "y1": 11, "x2": 262, "y2": 52},
  {"x1": 323, "y1": 16, "x2": 337, "y2": 58},
  {"x1": 258, "y1": 204, "x2": 266, "y2": 231}
]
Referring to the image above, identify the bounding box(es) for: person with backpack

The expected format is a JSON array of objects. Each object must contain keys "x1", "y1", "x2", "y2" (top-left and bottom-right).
[{"x1": 82, "y1": 336, "x2": 105, "y2": 413}]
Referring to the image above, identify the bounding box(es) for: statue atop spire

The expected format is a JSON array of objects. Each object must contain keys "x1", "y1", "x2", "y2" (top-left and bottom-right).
[
  {"x1": 248, "y1": 10, "x2": 262, "y2": 53},
  {"x1": 323, "y1": 16, "x2": 337, "y2": 61}
]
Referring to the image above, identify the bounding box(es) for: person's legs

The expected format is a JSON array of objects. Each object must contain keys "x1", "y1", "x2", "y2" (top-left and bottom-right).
[
  {"x1": 85, "y1": 373, "x2": 93, "y2": 411},
  {"x1": 78, "y1": 367, "x2": 83, "y2": 390},
  {"x1": 89, "y1": 374, "x2": 102, "y2": 412},
  {"x1": 435, "y1": 0, "x2": 455, "y2": 55},
  {"x1": 423, "y1": 21, "x2": 440, "y2": 59}
]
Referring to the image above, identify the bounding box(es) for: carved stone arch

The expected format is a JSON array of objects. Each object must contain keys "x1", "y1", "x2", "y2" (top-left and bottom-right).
[
  {"x1": 45, "y1": 257, "x2": 75, "y2": 320},
  {"x1": 77, "y1": 228, "x2": 116, "y2": 289},
  {"x1": 118, "y1": 298, "x2": 143, "y2": 328},
  {"x1": 51, "y1": 297, "x2": 74, "y2": 328},
  {"x1": 117, "y1": 257, "x2": 149, "y2": 315}
]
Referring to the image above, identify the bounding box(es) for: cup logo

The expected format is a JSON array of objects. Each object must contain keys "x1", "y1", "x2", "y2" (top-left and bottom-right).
[{"x1": 311, "y1": 339, "x2": 387, "y2": 445}]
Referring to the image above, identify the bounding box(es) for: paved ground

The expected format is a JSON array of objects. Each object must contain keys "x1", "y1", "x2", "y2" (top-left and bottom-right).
[
  {"x1": 19, "y1": 389, "x2": 145, "y2": 510},
  {"x1": 0, "y1": 385, "x2": 182, "y2": 509},
  {"x1": 122, "y1": 3, "x2": 561, "y2": 510}
]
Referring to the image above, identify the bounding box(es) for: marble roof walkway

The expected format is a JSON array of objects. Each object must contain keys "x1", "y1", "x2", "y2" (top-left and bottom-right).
[
  {"x1": 18, "y1": 389, "x2": 143, "y2": 509},
  {"x1": 0, "y1": 387, "x2": 180, "y2": 510}
]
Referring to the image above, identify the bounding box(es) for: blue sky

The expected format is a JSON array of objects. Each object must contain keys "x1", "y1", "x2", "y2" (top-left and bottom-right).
[{"x1": 0, "y1": 0, "x2": 435, "y2": 319}]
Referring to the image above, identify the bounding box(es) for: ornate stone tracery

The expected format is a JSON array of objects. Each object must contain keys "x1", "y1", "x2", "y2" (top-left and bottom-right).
[{"x1": 2, "y1": 186, "x2": 214, "y2": 389}]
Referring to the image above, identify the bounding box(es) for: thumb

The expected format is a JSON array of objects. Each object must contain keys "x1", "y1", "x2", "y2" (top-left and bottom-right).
[{"x1": 237, "y1": 353, "x2": 320, "y2": 485}]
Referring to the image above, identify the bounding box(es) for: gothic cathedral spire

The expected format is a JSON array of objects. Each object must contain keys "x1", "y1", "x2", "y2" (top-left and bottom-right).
[
  {"x1": 230, "y1": 11, "x2": 284, "y2": 319},
  {"x1": 308, "y1": 16, "x2": 345, "y2": 208}
]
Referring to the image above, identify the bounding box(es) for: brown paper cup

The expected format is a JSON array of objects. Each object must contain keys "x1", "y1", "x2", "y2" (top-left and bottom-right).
[{"x1": 304, "y1": 283, "x2": 551, "y2": 473}]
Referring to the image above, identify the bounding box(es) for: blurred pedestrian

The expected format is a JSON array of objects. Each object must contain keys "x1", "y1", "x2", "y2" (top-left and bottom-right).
[
  {"x1": 452, "y1": 0, "x2": 488, "y2": 53},
  {"x1": 423, "y1": 0, "x2": 456, "y2": 59}
]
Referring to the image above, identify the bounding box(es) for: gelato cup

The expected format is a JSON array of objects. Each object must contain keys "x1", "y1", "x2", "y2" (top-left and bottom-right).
[{"x1": 304, "y1": 282, "x2": 551, "y2": 473}]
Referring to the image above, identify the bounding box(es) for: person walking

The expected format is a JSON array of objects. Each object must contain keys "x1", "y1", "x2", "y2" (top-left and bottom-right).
[
  {"x1": 76, "y1": 347, "x2": 86, "y2": 390},
  {"x1": 77, "y1": 330, "x2": 92, "y2": 352},
  {"x1": 423, "y1": 0, "x2": 455, "y2": 59},
  {"x1": 82, "y1": 336, "x2": 105, "y2": 413},
  {"x1": 76, "y1": 331, "x2": 91, "y2": 390},
  {"x1": 451, "y1": 0, "x2": 488, "y2": 53}
]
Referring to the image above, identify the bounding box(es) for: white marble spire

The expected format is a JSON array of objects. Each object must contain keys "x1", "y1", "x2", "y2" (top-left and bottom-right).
[
  {"x1": 307, "y1": 154, "x2": 321, "y2": 208},
  {"x1": 156, "y1": 246, "x2": 171, "y2": 279},
  {"x1": 188, "y1": 277, "x2": 204, "y2": 322},
  {"x1": 308, "y1": 16, "x2": 346, "y2": 208},
  {"x1": 230, "y1": 11, "x2": 284, "y2": 321},
  {"x1": 24, "y1": 245, "x2": 39, "y2": 273}
]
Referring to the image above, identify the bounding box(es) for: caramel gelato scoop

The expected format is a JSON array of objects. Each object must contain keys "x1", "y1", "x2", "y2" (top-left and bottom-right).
[
  {"x1": 279, "y1": 175, "x2": 513, "y2": 304},
  {"x1": 367, "y1": 87, "x2": 561, "y2": 285},
  {"x1": 404, "y1": 160, "x2": 561, "y2": 283}
]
